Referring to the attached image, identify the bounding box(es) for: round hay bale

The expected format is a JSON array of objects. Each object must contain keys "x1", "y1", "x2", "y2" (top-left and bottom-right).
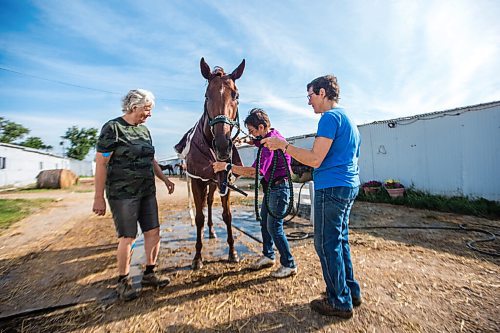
[{"x1": 36, "y1": 169, "x2": 79, "y2": 189}]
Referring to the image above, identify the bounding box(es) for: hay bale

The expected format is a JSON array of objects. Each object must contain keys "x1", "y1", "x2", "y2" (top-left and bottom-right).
[{"x1": 36, "y1": 169, "x2": 79, "y2": 189}]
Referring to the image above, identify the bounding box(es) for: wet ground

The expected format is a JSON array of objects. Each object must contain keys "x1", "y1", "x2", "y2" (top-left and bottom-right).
[{"x1": 130, "y1": 206, "x2": 313, "y2": 289}]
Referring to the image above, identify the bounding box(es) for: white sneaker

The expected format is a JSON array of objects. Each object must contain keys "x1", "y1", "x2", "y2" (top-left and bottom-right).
[
  {"x1": 271, "y1": 265, "x2": 298, "y2": 278},
  {"x1": 251, "y1": 256, "x2": 275, "y2": 270}
]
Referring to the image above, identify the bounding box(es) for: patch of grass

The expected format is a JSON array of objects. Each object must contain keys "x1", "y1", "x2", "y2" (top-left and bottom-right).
[
  {"x1": 18, "y1": 187, "x2": 53, "y2": 193},
  {"x1": 0, "y1": 198, "x2": 54, "y2": 230},
  {"x1": 73, "y1": 188, "x2": 94, "y2": 193},
  {"x1": 358, "y1": 188, "x2": 500, "y2": 220}
]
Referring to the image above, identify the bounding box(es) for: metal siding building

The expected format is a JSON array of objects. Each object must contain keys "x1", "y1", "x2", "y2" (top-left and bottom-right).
[
  {"x1": 358, "y1": 101, "x2": 500, "y2": 201},
  {"x1": 234, "y1": 101, "x2": 500, "y2": 201}
]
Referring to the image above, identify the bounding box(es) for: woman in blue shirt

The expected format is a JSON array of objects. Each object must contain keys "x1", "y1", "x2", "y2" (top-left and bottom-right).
[{"x1": 262, "y1": 75, "x2": 361, "y2": 318}]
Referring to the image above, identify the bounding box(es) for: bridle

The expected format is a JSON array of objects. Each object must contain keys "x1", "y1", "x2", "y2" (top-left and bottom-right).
[{"x1": 204, "y1": 83, "x2": 241, "y2": 143}]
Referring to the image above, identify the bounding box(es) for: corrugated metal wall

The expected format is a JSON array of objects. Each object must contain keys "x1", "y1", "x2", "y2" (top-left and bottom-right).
[{"x1": 358, "y1": 102, "x2": 500, "y2": 201}]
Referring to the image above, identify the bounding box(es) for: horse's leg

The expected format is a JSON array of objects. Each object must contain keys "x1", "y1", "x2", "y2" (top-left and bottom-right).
[
  {"x1": 191, "y1": 178, "x2": 207, "y2": 270},
  {"x1": 221, "y1": 191, "x2": 239, "y2": 263},
  {"x1": 207, "y1": 182, "x2": 217, "y2": 239}
]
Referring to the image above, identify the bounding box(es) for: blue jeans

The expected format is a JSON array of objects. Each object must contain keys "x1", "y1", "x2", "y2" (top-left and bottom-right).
[
  {"x1": 314, "y1": 186, "x2": 360, "y2": 310},
  {"x1": 260, "y1": 183, "x2": 296, "y2": 268}
]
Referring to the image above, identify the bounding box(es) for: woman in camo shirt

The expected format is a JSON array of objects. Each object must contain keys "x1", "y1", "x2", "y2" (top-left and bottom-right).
[{"x1": 92, "y1": 89, "x2": 175, "y2": 301}]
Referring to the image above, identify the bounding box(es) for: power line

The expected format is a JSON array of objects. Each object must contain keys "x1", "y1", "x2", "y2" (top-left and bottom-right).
[
  {"x1": 0, "y1": 66, "x2": 306, "y2": 103},
  {"x1": 0, "y1": 67, "x2": 120, "y2": 95},
  {"x1": 0, "y1": 67, "x2": 201, "y2": 103}
]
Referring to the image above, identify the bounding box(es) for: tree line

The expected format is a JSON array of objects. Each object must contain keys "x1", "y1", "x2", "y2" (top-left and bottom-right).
[{"x1": 0, "y1": 117, "x2": 98, "y2": 160}]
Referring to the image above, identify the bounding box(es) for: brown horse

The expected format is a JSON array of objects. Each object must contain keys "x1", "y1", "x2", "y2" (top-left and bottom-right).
[{"x1": 175, "y1": 57, "x2": 245, "y2": 270}]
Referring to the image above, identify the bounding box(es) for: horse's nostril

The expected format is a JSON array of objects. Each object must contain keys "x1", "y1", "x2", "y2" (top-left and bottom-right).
[{"x1": 217, "y1": 151, "x2": 230, "y2": 161}]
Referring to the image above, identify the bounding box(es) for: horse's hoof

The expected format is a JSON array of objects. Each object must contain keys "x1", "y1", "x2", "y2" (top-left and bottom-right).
[
  {"x1": 209, "y1": 231, "x2": 217, "y2": 239},
  {"x1": 192, "y1": 259, "x2": 203, "y2": 270},
  {"x1": 228, "y1": 252, "x2": 240, "y2": 263}
]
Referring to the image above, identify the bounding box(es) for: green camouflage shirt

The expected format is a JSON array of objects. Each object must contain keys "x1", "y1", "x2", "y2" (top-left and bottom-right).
[{"x1": 96, "y1": 117, "x2": 156, "y2": 200}]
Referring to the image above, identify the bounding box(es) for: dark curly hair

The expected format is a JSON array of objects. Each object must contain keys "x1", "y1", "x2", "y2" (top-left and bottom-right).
[
  {"x1": 244, "y1": 108, "x2": 271, "y2": 129},
  {"x1": 307, "y1": 75, "x2": 340, "y2": 102}
]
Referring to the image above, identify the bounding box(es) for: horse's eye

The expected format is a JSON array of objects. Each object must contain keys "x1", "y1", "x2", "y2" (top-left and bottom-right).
[{"x1": 231, "y1": 91, "x2": 239, "y2": 100}]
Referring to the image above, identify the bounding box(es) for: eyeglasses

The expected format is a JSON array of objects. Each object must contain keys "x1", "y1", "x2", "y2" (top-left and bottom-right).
[{"x1": 307, "y1": 93, "x2": 314, "y2": 101}]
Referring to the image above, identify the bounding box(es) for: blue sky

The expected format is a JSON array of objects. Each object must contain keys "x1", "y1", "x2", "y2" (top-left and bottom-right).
[{"x1": 1, "y1": 0, "x2": 499, "y2": 160}]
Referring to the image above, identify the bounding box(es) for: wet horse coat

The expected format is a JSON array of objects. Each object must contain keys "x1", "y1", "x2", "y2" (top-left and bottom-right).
[{"x1": 175, "y1": 57, "x2": 245, "y2": 270}]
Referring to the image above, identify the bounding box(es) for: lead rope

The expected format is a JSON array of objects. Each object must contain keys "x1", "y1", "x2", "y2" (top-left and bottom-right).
[{"x1": 254, "y1": 145, "x2": 294, "y2": 220}]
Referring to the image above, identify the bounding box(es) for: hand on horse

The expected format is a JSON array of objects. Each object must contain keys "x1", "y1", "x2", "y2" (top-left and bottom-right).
[
  {"x1": 212, "y1": 161, "x2": 228, "y2": 173},
  {"x1": 261, "y1": 137, "x2": 288, "y2": 151},
  {"x1": 92, "y1": 197, "x2": 106, "y2": 216},
  {"x1": 164, "y1": 179, "x2": 175, "y2": 194}
]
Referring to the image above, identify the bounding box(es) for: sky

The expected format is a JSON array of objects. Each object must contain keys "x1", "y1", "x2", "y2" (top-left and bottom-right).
[{"x1": 1, "y1": 0, "x2": 499, "y2": 161}]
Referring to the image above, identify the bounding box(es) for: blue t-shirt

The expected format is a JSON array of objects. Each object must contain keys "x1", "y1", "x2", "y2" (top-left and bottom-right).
[{"x1": 314, "y1": 107, "x2": 361, "y2": 190}]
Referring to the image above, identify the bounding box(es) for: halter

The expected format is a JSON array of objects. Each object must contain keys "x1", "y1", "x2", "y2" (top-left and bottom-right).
[{"x1": 204, "y1": 98, "x2": 241, "y2": 142}]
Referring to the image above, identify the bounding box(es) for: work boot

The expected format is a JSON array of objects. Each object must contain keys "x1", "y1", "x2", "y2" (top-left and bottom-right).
[
  {"x1": 270, "y1": 265, "x2": 297, "y2": 278},
  {"x1": 310, "y1": 298, "x2": 353, "y2": 318},
  {"x1": 321, "y1": 291, "x2": 362, "y2": 307},
  {"x1": 141, "y1": 272, "x2": 170, "y2": 288},
  {"x1": 116, "y1": 277, "x2": 138, "y2": 301},
  {"x1": 251, "y1": 256, "x2": 275, "y2": 270}
]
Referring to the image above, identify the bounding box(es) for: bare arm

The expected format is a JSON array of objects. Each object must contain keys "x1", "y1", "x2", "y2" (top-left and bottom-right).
[
  {"x1": 260, "y1": 136, "x2": 333, "y2": 168},
  {"x1": 92, "y1": 152, "x2": 111, "y2": 215},
  {"x1": 213, "y1": 162, "x2": 256, "y2": 177},
  {"x1": 153, "y1": 159, "x2": 175, "y2": 194}
]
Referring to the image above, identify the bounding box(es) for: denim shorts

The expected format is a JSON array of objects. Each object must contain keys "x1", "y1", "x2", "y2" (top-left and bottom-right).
[{"x1": 108, "y1": 194, "x2": 159, "y2": 238}]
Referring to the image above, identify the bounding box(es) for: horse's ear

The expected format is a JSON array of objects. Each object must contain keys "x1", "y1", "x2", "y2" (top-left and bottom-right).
[
  {"x1": 230, "y1": 59, "x2": 245, "y2": 81},
  {"x1": 200, "y1": 57, "x2": 212, "y2": 80}
]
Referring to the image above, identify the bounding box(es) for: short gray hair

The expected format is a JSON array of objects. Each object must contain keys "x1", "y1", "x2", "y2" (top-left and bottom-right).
[{"x1": 121, "y1": 89, "x2": 155, "y2": 113}]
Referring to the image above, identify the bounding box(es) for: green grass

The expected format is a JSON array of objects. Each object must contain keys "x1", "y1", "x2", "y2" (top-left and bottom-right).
[
  {"x1": 358, "y1": 188, "x2": 500, "y2": 220},
  {"x1": 0, "y1": 198, "x2": 54, "y2": 230}
]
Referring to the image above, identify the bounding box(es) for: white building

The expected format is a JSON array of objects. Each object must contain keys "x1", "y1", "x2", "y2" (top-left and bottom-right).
[
  {"x1": 0, "y1": 143, "x2": 93, "y2": 188},
  {"x1": 358, "y1": 101, "x2": 500, "y2": 201}
]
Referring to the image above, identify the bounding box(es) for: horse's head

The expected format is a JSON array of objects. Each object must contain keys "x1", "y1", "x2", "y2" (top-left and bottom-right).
[{"x1": 201, "y1": 57, "x2": 245, "y2": 161}]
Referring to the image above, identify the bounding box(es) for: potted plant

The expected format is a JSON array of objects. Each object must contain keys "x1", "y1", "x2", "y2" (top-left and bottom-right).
[
  {"x1": 362, "y1": 180, "x2": 382, "y2": 195},
  {"x1": 384, "y1": 179, "x2": 405, "y2": 198}
]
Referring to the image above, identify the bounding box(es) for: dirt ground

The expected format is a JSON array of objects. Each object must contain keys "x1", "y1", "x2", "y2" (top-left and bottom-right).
[{"x1": 0, "y1": 178, "x2": 498, "y2": 332}]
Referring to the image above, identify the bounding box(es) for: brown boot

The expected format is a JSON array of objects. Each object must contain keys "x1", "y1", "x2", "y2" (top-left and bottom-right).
[
  {"x1": 141, "y1": 272, "x2": 170, "y2": 288},
  {"x1": 116, "y1": 277, "x2": 138, "y2": 301},
  {"x1": 310, "y1": 298, "x2": 353, "y2": 318},
  {"x1": 321, "y1": 291, "x2": 362, "y2": 307}
]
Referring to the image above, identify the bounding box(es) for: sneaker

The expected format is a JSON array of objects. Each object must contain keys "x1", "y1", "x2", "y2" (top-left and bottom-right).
[
  {"x1": 141, "y1": 272, "x2": 170, "y2": 288},
  {"x1": 270, "y1": 265, "x2": 297, "y2": 278},
  {"x1": 310, "y1": 298, "x2": 353, "y2": 318},
  {"x1": 251, "y1": 256, "x2": 275, "y2": 270},
  {"x1": 321, "y1": 291, "x2": 362, "y2": 307},
  {"x1": 116, "y1": 277, "x2": 138, "y2": 301}
]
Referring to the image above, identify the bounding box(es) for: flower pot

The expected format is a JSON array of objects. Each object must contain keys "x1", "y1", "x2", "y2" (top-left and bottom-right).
[
  {"x1": 386, "y1": 187, "x2": 405, "y2": 198},
  {"x1": 363, "y1": 186, "x2": 380, "y2": 195}
]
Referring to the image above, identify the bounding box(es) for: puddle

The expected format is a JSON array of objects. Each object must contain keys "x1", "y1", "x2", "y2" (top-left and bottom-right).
[{"x1": 130, "y1": 205, "x2": 313, "y2": 284}]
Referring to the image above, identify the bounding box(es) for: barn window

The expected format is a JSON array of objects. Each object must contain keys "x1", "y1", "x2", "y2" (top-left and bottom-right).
[{"x1": 0, "y1": 157, "x2": 5, "y2": 169}]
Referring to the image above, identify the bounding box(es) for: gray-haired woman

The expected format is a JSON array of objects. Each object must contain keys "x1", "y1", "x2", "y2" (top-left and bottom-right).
[{"x1": 92, "y1": 89, "x2": 175, "y2": 301}]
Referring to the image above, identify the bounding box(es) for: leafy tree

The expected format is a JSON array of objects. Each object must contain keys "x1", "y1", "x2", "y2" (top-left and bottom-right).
[
  {"x1": 61, "y1": 126, "x2": 98, "y2": 160},
  {"x1": 0, "y1": 117, "x2": 30, "y2": 143},
  {"x1": 20, "y1": 137, "x2": 53, "y2": 150}
]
